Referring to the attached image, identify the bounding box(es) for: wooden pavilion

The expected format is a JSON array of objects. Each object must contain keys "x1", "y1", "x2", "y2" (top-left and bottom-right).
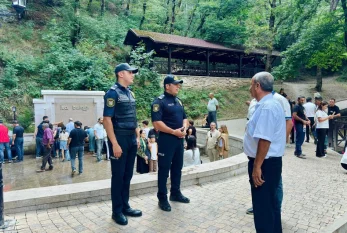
[{"x1": 123, "y1": 29, "x2": 281, "y2": 78}]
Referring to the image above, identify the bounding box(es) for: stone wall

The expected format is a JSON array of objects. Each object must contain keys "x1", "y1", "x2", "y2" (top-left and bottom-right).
[{"x1": 169, "y1": 75, "x2": 251, "y2": 89}]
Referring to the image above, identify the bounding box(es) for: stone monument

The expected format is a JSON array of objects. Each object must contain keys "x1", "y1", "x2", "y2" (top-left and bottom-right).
[{"x1": 33, "y1": 90, "x2": 105, "y2": 128}]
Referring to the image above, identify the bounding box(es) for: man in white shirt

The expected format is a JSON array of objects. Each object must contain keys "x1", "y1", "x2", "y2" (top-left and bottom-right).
[
  {"x1": 94, "y1": 117, "x2": 105, "y2": 162},
  {"x1": 205, "y1": 122, "x2": 220, "y2": 162},
  {"x1": 207, "y1": 93, "x2": 219, "y2": 128},
  {"x1": 244, "y1": 72, "x2": 286, "y2": 233},
  {"x1": 303, "y1": 97, "x2": 316, "y2": 143},
  {"x1": 66, "y1": 118, "x2": 75, "y2": 133}
]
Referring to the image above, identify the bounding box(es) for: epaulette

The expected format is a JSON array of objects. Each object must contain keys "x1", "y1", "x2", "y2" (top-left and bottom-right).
[
  {"x1": 110, "y1": 84, "x2": 119, "y2": 90},
  {"x1": 158, "y1": 94, "x2": 165, "y2": 100}
]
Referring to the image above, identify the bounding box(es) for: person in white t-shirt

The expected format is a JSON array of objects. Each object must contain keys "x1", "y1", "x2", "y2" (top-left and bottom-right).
[
  {"x1": 183, "y1": 136, "x2": 200, "y2": 167},
  {"x1": 315, "y1": 101, "x2": 333, "y2": 158},
  {"x1": 148, "y1": 135, "x2": 158, "y2": 172},
  {"x1": 303, "y1": 97, "x2": 316, "y2": 143}
]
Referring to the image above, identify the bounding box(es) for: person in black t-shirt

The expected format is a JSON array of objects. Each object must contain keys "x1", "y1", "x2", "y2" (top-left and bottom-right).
[
  {"x1": 148, "y1": 127, "x2": 159, "y2": 142},
  {"x1": 67, "y1": 121, "x2": 88, "y2": 176},
  {"x1": 328, "y1": 98, "x2": 341, "y2": 147},
  {"x1": 12, "y1": 121, "x2": 25, "y2": 162},
  {"x1": 292, "y1": 96, "x2": 310, "y2": 158}
]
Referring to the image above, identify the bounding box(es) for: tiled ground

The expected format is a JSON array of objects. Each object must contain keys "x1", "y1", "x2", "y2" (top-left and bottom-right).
[{"x1": 2, "y1": 141, "x2": 347, "y2": 232}]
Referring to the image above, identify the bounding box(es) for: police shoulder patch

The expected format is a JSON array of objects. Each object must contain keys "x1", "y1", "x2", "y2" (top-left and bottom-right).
[
  {"x1": 153, "y1": 104, "x2": 160, "y2": 112},
  {"x1": 107, "y1": 98, "x2": 115, "y2": 107}
]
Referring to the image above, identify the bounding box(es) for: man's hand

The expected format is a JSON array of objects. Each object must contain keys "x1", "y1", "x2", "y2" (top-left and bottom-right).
[
  {"x1": 252, "y1": 166, "x2": 265, "y2": 188},
  {"x1": 172, "y1": 127, "x2": 186, "y2": 138},
  {"x1": 112, "y1": 143, "x2": 122, "y2": 158}
]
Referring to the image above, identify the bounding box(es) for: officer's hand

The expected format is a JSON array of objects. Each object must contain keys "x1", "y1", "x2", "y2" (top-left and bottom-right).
[
  {"x1": 112, "y1": 143, "x2": 122, "y2": 158},
  {"x1": 252, "y1": 167, "x2": 265, "y2": 188}
]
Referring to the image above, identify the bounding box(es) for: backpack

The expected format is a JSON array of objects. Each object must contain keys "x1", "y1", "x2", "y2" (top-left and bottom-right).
[{"x1": 54, "y1": 128, "x2": 61, "y2": 140}]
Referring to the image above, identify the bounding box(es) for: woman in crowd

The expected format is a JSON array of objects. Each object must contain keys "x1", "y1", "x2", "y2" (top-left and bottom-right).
[
  {"x1": 217, "y1": 125, "x2": 229, "y2": 159},
  {"x1": 136, "y1": 130, "x2": 149, "y2": 174},
  {"x1": 315, "y1": 101, "x2": 333, "y2": 158},
  {"x1": 183, "y1": 136, "x2": 200, "y2": 167}
]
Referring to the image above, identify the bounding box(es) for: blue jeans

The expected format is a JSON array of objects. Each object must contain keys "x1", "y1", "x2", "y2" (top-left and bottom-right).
[
  {"x1": 96, "y1": 139, "x2": 104, "y2": 161},
  {"x1": 0, "y1": 142, "x2": 12, "y2": 162},
  {"x1": 89, "y1": 135, "x2": 95, "y2": 152},
  {"x1": 275, "y1": 176, "x2": 283, "y2": 215},
  {"x1": 14, "y1": 137, "x2": 24, "y2": 161},
  {"x1": 36, "y1": 137, "x2": 43, "y2": 158},
  {"x1": 70, "y1": 146, "x2": 84, "y2": 173},
  {"x1": 208, "y1": 111, "x2": 217, "y2": 128},
  {"x1": 295, "y1": 124, "x2": 305, "y2": 155}
]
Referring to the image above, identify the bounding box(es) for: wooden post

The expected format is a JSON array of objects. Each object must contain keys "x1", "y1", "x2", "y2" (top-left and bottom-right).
[
  {"x1": 206, "y1": 50, "x2": 210, "y2": 76},
  {"x1": 168, "y1": 46, "x2": 172, "y2": 74}
]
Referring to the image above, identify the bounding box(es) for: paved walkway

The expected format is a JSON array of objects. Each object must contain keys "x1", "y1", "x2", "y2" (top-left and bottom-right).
[{"x1": 3, "y1": 141, "x2": 347, "y2": 233}]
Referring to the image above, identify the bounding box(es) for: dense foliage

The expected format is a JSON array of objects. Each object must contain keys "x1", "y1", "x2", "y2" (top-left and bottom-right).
[{"x1": 1, "y1": 0, "x2": 347, "y2": 128}]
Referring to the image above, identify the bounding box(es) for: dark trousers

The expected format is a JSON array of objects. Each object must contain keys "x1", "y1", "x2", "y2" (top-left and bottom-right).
[
  {"x1": 36, "y1": 137, "x2": 43, "y2": 157},
  {"x1": 41, "y1": 145, "x2": 53, "y2": 170},
  {"x1": 306, "y1": 117, "x2": 315, "y2": 142},
  {"x1": 316, "y1": 128, "x2": 327, "y2": 157},
  {"x1": 295, "y1": 123, "x2": 305, "y2": 155},
  {"x1": 328, "y1": 126, "x2": 334, "y2": 147},
  {"x1": 109, "y1": 133, "x2": 137, "y2": 214},
  {"x1": 157, "y1": 133, "x2": 184, "y2": 200},
  {"x1": 208, "y1": 111, "x2": 217, "y2": 128},
  {"x1": 248, "y1": 157, "x2": 282, "y2": 233},
  {"x1": 14, "y1": 137, "x2": 24, "y2": 161}
]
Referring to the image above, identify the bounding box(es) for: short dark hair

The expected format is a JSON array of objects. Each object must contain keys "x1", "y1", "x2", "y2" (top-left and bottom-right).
[
  {"x1": 43, "y1": 116, "x2": 48, "y2": 120},
  {"x1": 12, "y1": 120, "x2": 18, "y2": 124},
  {"x1": 330, "y1": 98, "x2": 336, "y2": 102},
  {"x1": 189, "y1": 120, "x2": 194, "y2": 126},
  {"x1": 142, "y1": 120, "x2": 149, "y2": 126},
  {"x1": 306, "y1": 97, "x2": 312, "y2": 102},
  {"x1": 74, "y1": 121, "x2": 82, "y2": 127},
  {"x1": 297, "y1": 96, "x2": 305, "y2": 101}
]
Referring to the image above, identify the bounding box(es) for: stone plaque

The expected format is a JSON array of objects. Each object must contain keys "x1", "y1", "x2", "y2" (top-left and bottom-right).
[{"x1": 54, "y1": 98, "x2": 97, "y2": 128}]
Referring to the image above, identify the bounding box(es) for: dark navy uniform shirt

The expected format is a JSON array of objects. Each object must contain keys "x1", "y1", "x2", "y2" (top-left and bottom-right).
[
  {"x1": 103, "y1": 82, "x2": 137, "y2": 130},
  {"x1": 151, "y1": 92, "x2": 187, "y2": 130}
]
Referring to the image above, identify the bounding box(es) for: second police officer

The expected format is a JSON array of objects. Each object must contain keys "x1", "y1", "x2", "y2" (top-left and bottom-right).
[
  {"x1": 151, "y1": 75, "x2": 190, "y2": 212},
  {"x1": 103, "y1": 63, "x2": 142, "y2": 226}
]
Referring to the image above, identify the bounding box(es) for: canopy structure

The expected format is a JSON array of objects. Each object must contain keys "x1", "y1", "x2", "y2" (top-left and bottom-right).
[{"x1": 124, "y1": 29, "x2": 281, "y2": 78}]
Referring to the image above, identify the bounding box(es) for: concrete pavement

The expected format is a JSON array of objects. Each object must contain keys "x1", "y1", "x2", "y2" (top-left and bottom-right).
[{"x1": 2, "y1": 141, "x2": 347, "y2": 233}]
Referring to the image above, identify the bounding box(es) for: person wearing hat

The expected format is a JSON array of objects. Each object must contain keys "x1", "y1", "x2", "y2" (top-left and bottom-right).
[
  {"x1": 151, "y1": 74, "x2": 189, "y2": 212},
  {"x1": 67, "y1": 121, "x2": 88, "y2": 176},
  {"x1": 103, "y1": 63, "x2": 142, "y2": 226}
]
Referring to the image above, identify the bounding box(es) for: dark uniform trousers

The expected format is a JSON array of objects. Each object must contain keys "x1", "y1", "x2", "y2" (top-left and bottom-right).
[
  {"x1": 41, "y1": 145, "x2": 53, "y2": 170},
  {"x1": 248, "y1": 156, "x2": 282, "y2": 233},
  {"x1": 108, "y1": 131, "x2": 137, "y2": 214},
  {"x1": 157, "y1": 133, "x2": 184, "y2": 200}
]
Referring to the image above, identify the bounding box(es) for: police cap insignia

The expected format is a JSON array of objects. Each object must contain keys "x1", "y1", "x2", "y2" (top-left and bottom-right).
[
  {"x1": 107, "y1": 98, "x2": 115, "y2": 107},
  {"x1": 153, "y1": 104, "x2": 160, "y2": 112}
]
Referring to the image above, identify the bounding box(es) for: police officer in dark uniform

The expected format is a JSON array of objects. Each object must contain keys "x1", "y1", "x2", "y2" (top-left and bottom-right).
[
  {"x1": 151, "y1": 75, "x2": 189, "y2": 212},
  {"x1": 103, "y1": 63, "x2": 142, "y2": 226}
]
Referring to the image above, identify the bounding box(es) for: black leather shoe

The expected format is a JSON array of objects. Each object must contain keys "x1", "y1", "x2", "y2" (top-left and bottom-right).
[
  {"x1": 170, "y1": 193, "x2": 190, "y2": 203},
  {"x1": 112, "y1": 213, "x2": 128, "y2": 225},
  {"x1": 158, "y1": 200, "x2": 171, "y2": 212},
  {"x1": 122, "y1": 208, "x2": 142, "y2": 217}
]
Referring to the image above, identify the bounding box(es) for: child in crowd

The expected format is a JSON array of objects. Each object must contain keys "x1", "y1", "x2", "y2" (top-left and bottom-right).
[
  {"x1": 148, "y1": 134, "x2": 158, "y2": 172},
  {"x1": 217, "y1": 125, "x2": 229, "y2": 159},
  {"x1": 59, "y1": 126, "x2": 69, "y2": 162}
]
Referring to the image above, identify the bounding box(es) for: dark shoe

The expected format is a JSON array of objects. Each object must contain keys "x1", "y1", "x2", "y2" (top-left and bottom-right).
[
  {"x1": 296, "y1": 154, "x2": 306, "y2": 159},
  {"x1": 122, "y1": 208, "x2": 142, "y2": 217},
  {"x1": 246, "y1": 207, "x2": 253, "y2": 215},
  {"x1": 158, "y1": 200, "x2": 171, "y2": 212},
  {"x1": 305, "y1": 140, "x2": 309, "y2": 143},
  {"x1": 112, "y1": 213, "x2": 128, "y2": 225},
  {"x1": 170, "y1": 193, "x2": 190, "y2": 203},
  {"x1": 48, "y1": 166, "x2": 53, "y2": 170}
]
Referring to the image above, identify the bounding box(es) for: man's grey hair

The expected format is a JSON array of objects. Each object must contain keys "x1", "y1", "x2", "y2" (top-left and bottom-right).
[
  {"x1": 42, "y1": 123, "x2": 49, "y2": 128},
  {"x1": 253, "y1": 72, "x2": 274, "y2": 92}
]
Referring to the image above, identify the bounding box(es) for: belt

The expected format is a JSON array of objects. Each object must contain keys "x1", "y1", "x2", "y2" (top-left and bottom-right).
[
  {"x1": 248, "y1": 156, "x2": 282, "y2": 160},
  {"x1": 114, "y1": 129, "x2": 136, "y2": 135}
]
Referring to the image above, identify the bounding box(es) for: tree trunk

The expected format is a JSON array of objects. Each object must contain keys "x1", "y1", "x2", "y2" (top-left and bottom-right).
[
  {"x1": 100, "y1": 0, "x2": 105, "y2": 16},
  {"x1": 316, "y1": 66, "x2": 322, "y2": 91},
  {"x1": 195, "y1": 13, "x2": 207, "y2": 36},
  {"x1": 266, "y1": 0, "x2": 276, "y2": 72},
  {"x1": 331, "y1": 0, "x2": 340, "y2": 11},
  {"x1": 87, "y1": 0, "x2": 92, "y2": 13},
  {"x1": 341, "y1": 0, "x2": 347, "y2": 47},
  {"x1": 169, "y1": 0, "x2": 176, "y2": 34},
  {"x1": 184, "y1": 1, "x2": 198, "y2": 36},
  {"x1": 164, "y1": 0, "x2": 170, "y2": 32},
  {"x1": 139, "y1": 0, "x2": 147, "y2": 29},
  {"x1": 125, "y1": 0, "x2": 130, "y2": 15},
  {"x1": 74, "y1": 0, "x2": 80, "y2": 15}
]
